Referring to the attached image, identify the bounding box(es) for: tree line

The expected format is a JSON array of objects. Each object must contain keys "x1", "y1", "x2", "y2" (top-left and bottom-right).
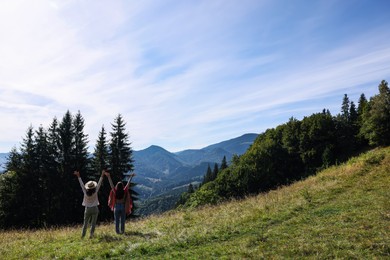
[
  {"x1": 0, "y1": 111, "x2": 136, "y2": 229},
  {"x1": 175, "y1": 156, "x2": 228, "y2": 207},
  {"x1": 180, "y1": 80, "x2": 390, "y2": 207}
]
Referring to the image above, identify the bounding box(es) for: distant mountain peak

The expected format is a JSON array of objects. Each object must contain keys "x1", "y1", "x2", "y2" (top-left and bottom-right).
[
  {"x1": 147, "y1": 145, "x2": 165, "y2": 150},
  {"x1": 140, "y1": 145, "x2": 169, "y2": 153}
]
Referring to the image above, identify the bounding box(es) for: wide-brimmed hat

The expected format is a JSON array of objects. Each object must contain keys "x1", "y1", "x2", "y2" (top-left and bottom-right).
[{"x1": 85, "y1": 180, "x2": 97, "y2": 190}]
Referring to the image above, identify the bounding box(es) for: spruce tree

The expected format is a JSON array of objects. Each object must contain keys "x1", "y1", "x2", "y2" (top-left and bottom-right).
[
  {"x1": 46, "y1": 118, "x2": 62, "y2": 224},
  {"x1": 220, "y1": 156, "x2": 228, "y2": 170},
  {"x1": 335, "y1": 94, "x2": 360, "y2": 161},
  {"x1": 350, "y1": 101, "x2": 358, "y2": 123},
  {"x1": 212, "y1": 163, "x2": 219, "y2": 181},
  {"x1": 341, "y1": 94, "x2": 350, "y2": 121},
  {"x1": 361, "y1": 80, "x2": 390, "y2": 146},
  {"x1": 202, "y1": 164, "x2": 212, "y2": 184},
  {"x1": 93, "y1": 126, "x2": 111, "y2": 220},
  {"x1": 188, "y1": 183, "x2": 194, "y2": 193},
  {"x1": 33, "y1": 126, "x2": 51, "y2": 226},
  {"x1": 357, "y1": 93, "x2": 368, "y2": 121},
  {"x1": 58, "y1": 111, "x2": 78, "y2": 223},
  {"x1": 58, "y1": 111, "x2": 75, "y2": 173},
  {"x1": 109, "y1": 114, "x2": 134, "y2": 182},
  {"x1": 93, "y1": 126, "x2": 109, "y2": 175},
  {"x1": 71, "y1": 111, "x2": 90, "y2": 221},
  {"x1": 5, "y1": 147, "x2": 22, "y2": 172},
  {"x1": 15, "y1": 126, "x2": 40, "y2": 227},
  {"x1": 109, "y1": 114, "x2": 136, "y2": 215},
  {"x1": 73, "y1": 111, "x2": 90, "y2": 177}
]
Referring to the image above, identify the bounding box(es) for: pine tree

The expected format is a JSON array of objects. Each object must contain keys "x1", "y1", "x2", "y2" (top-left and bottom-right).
[
  {"x1": 46, "y1": 118, "x2": 62, "y2": 225},
  {"x1": 58, "y1": 111, "x2": 75, "y2": 174},
  {"x1": 73, "y1": 111, "x2": 90, "y2": 177},
  {"x1": 341, "y1": 94, "x2": 350, "y2": 122},
  {"x1": 220, "y1": 156, "x2": 228, "y2": 170},
  {"x1": 33, "y1": 126, "x2": 51, "y2": 226},
  {"x1": 355, "y1": 94, "x2": 369, "y2": 147},
  {"x1": 109, "y1": 114, "x2": 136, "y2": 215},
  {"x1": 202, "y1": 164, "x2": 212, "y2": 184},
  {"x1": 5, "y1": 147, "x2": 22, "y2": 172},
  {"x1": 350, "y1": 101, "x2": 358, "y2": 123},
  {"x1": 188, "y1": 183, "x2": 194, "y2": 193},
  {"x1": 18, "y1": 126, "x2": 40, "y2": 227},
  {"x1": 58, "y1": 111, "x2": 79, "y2": 223},
  {"x1": 109, "y1": 114, "x2": 134, "y2": 182},
  {"x1": 70, "y1": 111, "x2": 90, "y2": 221},
  {"x1": 335, "y1": 94, "x2": 360, "y2": 161},
  {"x1": 212, "y1": 163, "x2": 219, "y2": 181},
  {"x1": 93, "y1": 126, "x2": 109, "y2": 175},
  {"x1": 361, "y1": 80, "x2": 390, "y2": 146},
  {"x1": 93, "y1": 126, "x2": 111, "y2": 220},
  {"x1": 357, "y1": 93, "x2": 368, "y2": 122}
]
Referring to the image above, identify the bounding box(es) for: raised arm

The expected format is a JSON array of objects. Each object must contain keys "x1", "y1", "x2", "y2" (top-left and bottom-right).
[
  {"x1": 74, "y1": 171, "x2": 86, "y2": 194},
  {"x1": 124, "y1": 173, "x2": 136, "y2": 190},
  {"x1": 96, "y1": 171, "x2": 105, "y2": 192},
  {"x1": 104, "y1": 170, "x2": 115, "y2": 189}
]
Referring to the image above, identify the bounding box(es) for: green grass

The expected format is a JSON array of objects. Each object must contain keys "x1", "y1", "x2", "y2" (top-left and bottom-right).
[{"x1": 1, "y1": 147, "x2": 389, "y2": 259}]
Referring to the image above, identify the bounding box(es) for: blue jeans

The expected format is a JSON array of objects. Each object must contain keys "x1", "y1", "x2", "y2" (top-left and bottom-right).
[{"x1": 114, "y1": 203, "x2": 126, "y2": 234}]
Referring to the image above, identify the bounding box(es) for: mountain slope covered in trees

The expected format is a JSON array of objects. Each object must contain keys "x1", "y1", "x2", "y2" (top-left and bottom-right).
[{"x1": 180, "y1": 80, "x2": 390, "y2": 208}]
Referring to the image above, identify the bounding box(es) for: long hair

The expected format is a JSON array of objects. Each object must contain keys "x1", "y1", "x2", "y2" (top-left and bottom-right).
[
  {"x1": 86, "y1": 188, "x2": 96, "y2": 196},
  {"x1": 115, "y1": 182, "x2": 125, "y2": 200}
]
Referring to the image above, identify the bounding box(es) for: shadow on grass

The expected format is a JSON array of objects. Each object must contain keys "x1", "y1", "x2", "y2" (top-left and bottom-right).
[
  {"x1": 124, "y1": 231, "x2": 159, "y2": 240},
  {"x1": 98, "y1": 231, "x2": 159, "y2": 242}
]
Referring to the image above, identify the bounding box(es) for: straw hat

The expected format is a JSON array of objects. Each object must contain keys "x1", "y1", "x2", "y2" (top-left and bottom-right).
[{"x1": 85, "y1": 180, "x2": 97, "y2": 190}]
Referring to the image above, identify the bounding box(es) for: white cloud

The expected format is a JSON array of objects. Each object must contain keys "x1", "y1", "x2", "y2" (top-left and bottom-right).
[{"x1": 0, "y1": 0, "x2": 389, "y2": 152}]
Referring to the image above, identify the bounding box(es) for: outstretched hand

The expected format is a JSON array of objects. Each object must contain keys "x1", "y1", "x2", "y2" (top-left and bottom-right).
[
  {"x1": 73, "y1": 171, "x2": 80, "y2": 177},
  {"x1": 103, "y1": 170, "x2": 110, "y2": 177}
]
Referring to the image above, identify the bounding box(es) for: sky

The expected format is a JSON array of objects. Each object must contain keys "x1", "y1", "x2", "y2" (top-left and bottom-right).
[{"x1": 0, "y1": 0, "x2": 390, "y2": 153}]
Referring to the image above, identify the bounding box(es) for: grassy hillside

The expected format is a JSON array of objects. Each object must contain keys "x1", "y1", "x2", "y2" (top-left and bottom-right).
[{"x1": 1, "y1": 147, "x2": 389, "y2": 259}]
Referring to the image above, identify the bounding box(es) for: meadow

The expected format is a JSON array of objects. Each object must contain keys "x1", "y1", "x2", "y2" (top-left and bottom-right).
[{"x1": 0, "y1": 147, "x2": 389, "y2": 259}]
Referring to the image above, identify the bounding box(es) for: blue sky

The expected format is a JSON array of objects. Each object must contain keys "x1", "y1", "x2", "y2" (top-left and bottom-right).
[{"x1": 0, "y1": 0, "x2": 389, "y2": 153}]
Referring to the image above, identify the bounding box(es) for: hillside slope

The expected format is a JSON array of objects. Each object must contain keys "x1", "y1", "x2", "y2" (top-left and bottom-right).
[{"x1": 1, "y1": 147, "x2": 389, "y2": 259}]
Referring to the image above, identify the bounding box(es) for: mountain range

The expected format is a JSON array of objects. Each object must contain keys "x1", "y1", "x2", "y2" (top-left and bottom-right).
[
  {"x1": 0, "y1": 133, "x2": 258, "y2": 214},
  {"x1": 132, "y1": 133, "x2": 258, "y2": 200}
]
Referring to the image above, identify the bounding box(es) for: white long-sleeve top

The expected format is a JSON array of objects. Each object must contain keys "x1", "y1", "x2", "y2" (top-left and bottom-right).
[{"x1": 78, "y1": 177, "x2": 103, "y2": 207}]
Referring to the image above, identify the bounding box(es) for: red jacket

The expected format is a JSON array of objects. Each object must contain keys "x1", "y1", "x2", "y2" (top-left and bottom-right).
[{"x1": 108, "y1": 187, "x2": 133, "y2": 216}]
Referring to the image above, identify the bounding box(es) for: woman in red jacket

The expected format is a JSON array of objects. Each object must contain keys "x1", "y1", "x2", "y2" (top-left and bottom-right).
[{"x1": 104, "y1": 170, "x2": 135, "y2": 234}]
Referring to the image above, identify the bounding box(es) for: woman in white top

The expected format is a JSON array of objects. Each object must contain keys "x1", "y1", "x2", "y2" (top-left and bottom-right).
[{"x1": 74, "y1": 170, "x2": 105, "y2": 238}]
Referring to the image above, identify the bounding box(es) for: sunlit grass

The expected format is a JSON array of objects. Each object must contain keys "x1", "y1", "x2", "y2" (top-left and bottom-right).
[{"x1": 1, "y1": 147, "x2": 389, "y2": 259}]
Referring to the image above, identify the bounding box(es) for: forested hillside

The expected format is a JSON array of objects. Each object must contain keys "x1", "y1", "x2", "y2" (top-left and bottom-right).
[{"x1": 179, "y1": 80, "x2": 390, "y2": 208}]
